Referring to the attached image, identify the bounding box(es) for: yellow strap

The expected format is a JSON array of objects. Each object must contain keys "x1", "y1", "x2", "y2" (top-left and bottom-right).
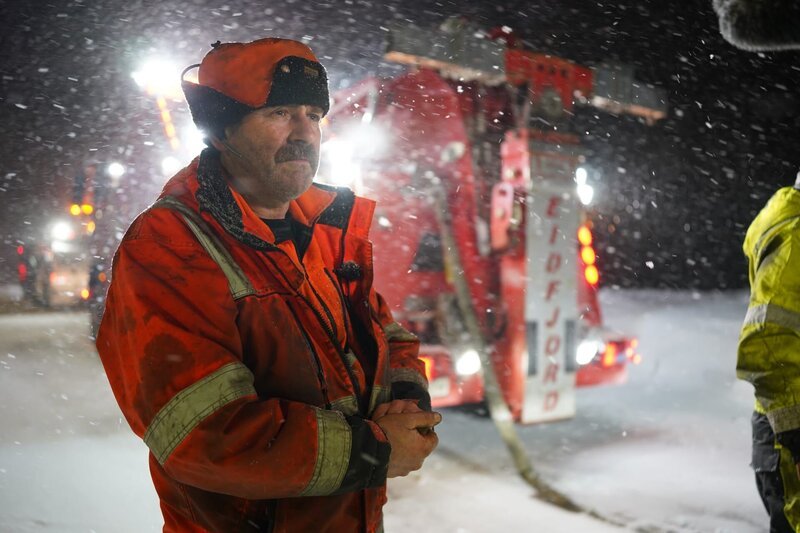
[
  {"x1": 152, "y1": 196, "x2": 255, "y2": 300},
  {"x1": 144, "y1": 362, "x2": 256, "y2": 464}
]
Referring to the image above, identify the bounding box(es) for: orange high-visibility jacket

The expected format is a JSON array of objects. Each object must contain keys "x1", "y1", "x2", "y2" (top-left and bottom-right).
[{"x1": 96, "y1": 150, "x2": 429, "y2": 532}]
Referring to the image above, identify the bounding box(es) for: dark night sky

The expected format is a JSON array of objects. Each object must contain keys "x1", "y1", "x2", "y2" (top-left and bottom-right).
[{"x1": 1, "y1": 0, "x2": 798, "y2": 289}]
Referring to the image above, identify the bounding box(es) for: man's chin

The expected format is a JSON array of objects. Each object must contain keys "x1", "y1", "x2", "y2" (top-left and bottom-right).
[{"x1": 272, "y1": 171, "x2": 315, "y2": 200}]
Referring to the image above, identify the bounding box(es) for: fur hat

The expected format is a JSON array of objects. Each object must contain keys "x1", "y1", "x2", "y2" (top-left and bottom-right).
[
  {"x1": 713, "y1": 0, "x2": 800, "y2": 51},
  {"x1": 182, "y1": 38, "x2": 329, "y2": 140}
]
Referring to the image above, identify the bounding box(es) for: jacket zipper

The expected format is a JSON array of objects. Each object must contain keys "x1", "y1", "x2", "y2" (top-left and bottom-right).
[
  {"x1": 286, "y1": 301, "x2": 331, "y2": 410},
  {"x1": 324, "y1": 268, "x2": 369, "y2": 414},
  {"x1": 325, "y1": 268, "x2": 353, "y2": 338},
  {"x1": 299, "y1": 269, "x2": 366, "y2": 416},
  {"x1": 261, "y1": 235, "x2": 366, "y2": 414},
  {"x1": 307, "y1": 275, "x2": 341, "y2": 346}
]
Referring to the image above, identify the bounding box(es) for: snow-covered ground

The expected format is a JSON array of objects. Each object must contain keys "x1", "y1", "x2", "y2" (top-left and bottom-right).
[{"x1": 0, "y1": 289, "x2": 765, "y2": 532}]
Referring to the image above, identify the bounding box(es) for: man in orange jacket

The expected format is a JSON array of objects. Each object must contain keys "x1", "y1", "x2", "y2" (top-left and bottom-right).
[{"x1": 96, "y1": 37, "x2": 441, "y2": 532}]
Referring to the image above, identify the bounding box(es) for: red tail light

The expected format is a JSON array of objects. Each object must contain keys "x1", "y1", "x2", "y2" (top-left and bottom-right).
[
  {"x1": 16, "y1": 245, "x2": 24, "y2": 255},
  {"x1": 17, "y1": 263, "x2": 27, "y2": 282}
]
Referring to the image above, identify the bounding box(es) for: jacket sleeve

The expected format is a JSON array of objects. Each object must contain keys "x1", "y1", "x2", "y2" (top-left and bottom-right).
[
  {"x1": 96, "y1": 208, "x2": 388, "y2": 500},
  {"x1": 737, "y1": 227, "x2": 800, "y2": 435},
  {"x1": 370, "y1": 289, "x2": 431, "y2": 411}
]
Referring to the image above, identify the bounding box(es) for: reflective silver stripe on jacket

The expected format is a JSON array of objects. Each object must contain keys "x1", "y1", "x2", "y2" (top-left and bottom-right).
[
  {"x1": 743, "y1": 303, "x2": 800, "y2": 333},
  {"x1": 767, "y1": 404, "x2": 800, "y2": 434},
  {"x1": 144, "y1": 362, "x2": 257, "y2": 464},
  {"x1": 368, "y1": 385, "x2": 392, "y2": 415},
  {"x1": 330, "y1": 395, "x2": 359, "y2": 416},
  {"x1": 383, "y1": 321, "x2": 419, "y2": 343},
  {"x1": 383, "y1": 322, "x2": 427, "y2": 387},
  {"x1": 300, "y1": 409, "x2": 352, "y2": 496},
  {"x1": 389, "y1": 367, "x2": 428, "y2": 390},
  {"x1": 152, "y1": 196, "x2": 255, "y2": 300}
]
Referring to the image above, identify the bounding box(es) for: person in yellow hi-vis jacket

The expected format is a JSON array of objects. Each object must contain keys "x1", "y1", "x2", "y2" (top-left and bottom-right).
[
  {"x1": 738, "y1": 174, "x2": 800, "y2": 532},
  {"x1": 712, "y1": 1, "x2": 800, "y2": 530}
]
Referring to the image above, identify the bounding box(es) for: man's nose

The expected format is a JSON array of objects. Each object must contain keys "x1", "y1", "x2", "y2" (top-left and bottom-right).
[{"x1": 288, "y1": 108, "x2": 319, "y2": 143}]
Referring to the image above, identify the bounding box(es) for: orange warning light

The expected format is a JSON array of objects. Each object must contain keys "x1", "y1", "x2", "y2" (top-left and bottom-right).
[
  {"x1": 602, "y1": 343, "x2": 617, "y2": 367},
  {"x1": 581, "y1": 246, "x2": 596, "y2": 265},
  {"x1": 585, "y1": 265, "x2": 599, "y2": 286},
  {"x1": 578, "y1": 226, "x2": 593, "y2": 246},
  {"x1": 420, "y1": 356, "x2": 434, "y2": 381}
]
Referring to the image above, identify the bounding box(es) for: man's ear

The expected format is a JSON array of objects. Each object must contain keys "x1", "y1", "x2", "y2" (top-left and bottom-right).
[
  {"x1": 210, "y1": 136, "x2": 226, "y2": 152},
  {"x1": 210, "y1": 122, "x2": 237, "y2": 152}
]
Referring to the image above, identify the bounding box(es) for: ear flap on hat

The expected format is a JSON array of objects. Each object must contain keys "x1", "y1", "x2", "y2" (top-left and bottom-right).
[
  {"x1": 714, "y1": 0, "x2": 800, "y2": 51},
  {"x1": 182, "y1": 80, "x2": 255, "y2": 141}
]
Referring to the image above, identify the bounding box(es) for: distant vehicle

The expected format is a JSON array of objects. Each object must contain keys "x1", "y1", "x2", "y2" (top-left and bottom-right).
[
  {"x1": 16, "y1": 165, "x2": 113, "y2": 338},
  {"x1": 17, "y1": 219, "x2": 92, "y2": 309}
]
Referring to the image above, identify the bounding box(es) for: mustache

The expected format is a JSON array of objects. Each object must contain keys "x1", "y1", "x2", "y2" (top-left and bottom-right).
[{"x1": 275, "y1": 142, "x2": 318, "y2": 164}]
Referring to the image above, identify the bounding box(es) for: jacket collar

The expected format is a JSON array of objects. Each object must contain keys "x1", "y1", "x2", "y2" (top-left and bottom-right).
[
  {"x1": 192, "y1": 148, "x2": 337, "y2": 249},
  {"x1": 744, "y1": 185, "x2": 800, "y2": 260}
]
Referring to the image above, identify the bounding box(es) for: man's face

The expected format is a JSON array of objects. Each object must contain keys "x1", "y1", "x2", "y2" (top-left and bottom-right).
[{"x1": 222, "y1": 104, "x2": 323, "y2": 207}]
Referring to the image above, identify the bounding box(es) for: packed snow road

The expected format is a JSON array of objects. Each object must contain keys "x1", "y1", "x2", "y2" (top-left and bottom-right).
[{"x1": 0, "y1": 290, "x2": 765, "y2": 532}]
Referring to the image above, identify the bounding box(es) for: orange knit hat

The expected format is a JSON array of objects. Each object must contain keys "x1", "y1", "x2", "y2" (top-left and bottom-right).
[{"x1": 182, "y1": 38, "x2": 329, "y2": 137}]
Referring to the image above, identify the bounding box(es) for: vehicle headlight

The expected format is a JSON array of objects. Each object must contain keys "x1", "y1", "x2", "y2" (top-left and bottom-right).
[
  {"x1": 576, "y1": 339, "x2": 604, "y2": 365},
  {"x1": 455, "y1": 349, "x2": 482, "y2": 376},
  {"x1": 51, "y1": 221, "x2": 74, "y2": 241}
]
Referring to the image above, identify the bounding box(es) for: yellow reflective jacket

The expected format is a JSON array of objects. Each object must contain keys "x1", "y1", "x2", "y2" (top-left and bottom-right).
[{"x1": 738, "y1": 186, "x2": 800, "y2": 431}]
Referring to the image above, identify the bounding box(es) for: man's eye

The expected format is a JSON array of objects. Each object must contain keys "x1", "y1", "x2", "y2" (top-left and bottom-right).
[
  {"x1": 308, "y1": 113, "x2": 321, "y2": 122},
  {"x1": 273, "y1": 109, "x2": 289, "y2": 117}
]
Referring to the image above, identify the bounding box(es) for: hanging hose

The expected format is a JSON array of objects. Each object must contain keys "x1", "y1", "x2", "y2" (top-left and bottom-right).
[{"x1": 430, "y1": 182, "x2": 621, "y2": 522}]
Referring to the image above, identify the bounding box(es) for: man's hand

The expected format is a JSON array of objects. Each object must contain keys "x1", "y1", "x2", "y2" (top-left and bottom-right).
[
  {"x1": 371, "y1": 399, "x2": 423, "y2": 419},
  {"x1": 374, "y1": 410, "x2": 441, "y2": 478}
]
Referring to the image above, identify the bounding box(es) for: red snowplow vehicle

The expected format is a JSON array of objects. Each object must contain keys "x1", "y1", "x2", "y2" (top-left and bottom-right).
[{"x1": 320, "y1": 21, "x2": 663, "y2": 423}]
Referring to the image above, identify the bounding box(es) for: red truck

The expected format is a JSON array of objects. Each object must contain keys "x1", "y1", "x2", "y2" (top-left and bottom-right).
[{"x1": 319, "y1": 21, "x2": 663, "y2": 423}]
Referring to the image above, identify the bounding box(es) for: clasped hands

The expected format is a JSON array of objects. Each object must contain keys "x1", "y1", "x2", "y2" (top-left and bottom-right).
[{"x1": 372, "y1": 399, "x2": 442, "y2": 478}]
